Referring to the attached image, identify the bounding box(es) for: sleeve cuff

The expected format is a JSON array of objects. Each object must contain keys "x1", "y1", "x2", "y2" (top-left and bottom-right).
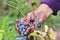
[{"x1": 41, "y1": 0, "x2": 59, "y2": 15}]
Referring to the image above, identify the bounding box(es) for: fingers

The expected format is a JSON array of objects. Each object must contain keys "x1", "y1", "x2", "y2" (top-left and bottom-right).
[
  {"x1": 20, "y1": 12, "x2": 35, "y2": 25},
  {"x1": 20, "y1": 17, "x2": 26, "y2": 23},
  {"x1": 26, "y1": 27, "x2": 31, "y2": 34},
  {"x1": 16, "y1": 24, "x2": 21, "y2": 34},
  {"x1": 26, "y1": 25, "x2": 35, "y2": 34},
  {"x1": 20, "y1": 17, "x2": 29, "y2": 25},
  {"x1": 26, "y1": 12, "x2": 35, "y2": 22},
  {"x1": 31, "y1": 25, "x2": 35, "y2": 32},
  {"x1": 16, "y1": 24, "x2": 19, "y2": 30}
]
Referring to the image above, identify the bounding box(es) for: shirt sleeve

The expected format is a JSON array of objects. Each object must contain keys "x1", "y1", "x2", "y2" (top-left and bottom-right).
[{"x1": 41, "y1": 0, "x2": 60, "y2": 15}]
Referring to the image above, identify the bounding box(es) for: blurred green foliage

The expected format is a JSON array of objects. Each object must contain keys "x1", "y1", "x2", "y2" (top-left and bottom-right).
[{"x1": 0, "y1": 0, "x2": 60, "y2": 40}]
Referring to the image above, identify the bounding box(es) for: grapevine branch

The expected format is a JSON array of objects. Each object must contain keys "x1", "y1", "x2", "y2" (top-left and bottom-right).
[
  {"x1": 6, "y1": 3, "x2": 25, "y2": 17},
  {"x1": 16, "y1": 0, "x2": 23, "y2": 5}
]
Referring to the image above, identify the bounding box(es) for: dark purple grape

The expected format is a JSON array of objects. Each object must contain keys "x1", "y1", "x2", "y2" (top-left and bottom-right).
[
  {"x1": 24, "y1": 26, "x2": 28, "y2": 29},
  {"x1": 17, "y1": 20, "x2": 23, "y2": 24},
  {"x1": 35, "y1": 20, "x2": 41, "y2": 27},
  {"x1": 23, "y1": 29, "x2": 25, "y2": 32},
  {"x1": 17, "y1": 23, "x2": 23, "y2": 27},
  {"x1": 8, "y1": 27, "x2": 12, "y2": 31},
  {"x1": 16, "y1": 37, "x2": 22, "y2": 40},
  {"x1": 16, "y1": 38, "x2": 19, "y2": 40},
  {"x1": 14, "y1": 34, "x2": 20, "y2": 37},
  {"x1": 29, "y1": 22, "x2": 33, "y2": 27},
  {"x1": 9, "y1": 21, "x2": 14, "y2": 25},
  {"x1": 20, "y1": 37, "x2": 25, "y2": 40},
  {"x1": 19, "y1": 25, "x2": 25, "y2": 31},
  {"x1": 21, "y1": 32, "x2": 24, "y2": 37},
  {"x1": 16, "y1": 37, "x2": 26, "y2": 40},
  {"x1": 16, "y1": 19, "x2": 19, "y2": 22},
  {"x1": 36, "y1": 20, "x2": 40, "y2": 26},
  {"x1": 24, "y1": 32, "x2": 27, "y2": 36}
]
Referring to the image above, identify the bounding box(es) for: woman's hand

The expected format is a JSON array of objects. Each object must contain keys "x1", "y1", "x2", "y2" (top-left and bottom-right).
[{"x1": 16, "y1": 4, "x2": 53, "y2": 34}]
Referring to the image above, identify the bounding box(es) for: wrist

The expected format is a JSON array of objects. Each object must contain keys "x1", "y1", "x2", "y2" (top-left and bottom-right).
[
  {"x1": 35, "y1": 4, "x2": 53, "y2": 14},
  {"x1": 34, "y1": 4, "x2": 53, "y2": 23}
]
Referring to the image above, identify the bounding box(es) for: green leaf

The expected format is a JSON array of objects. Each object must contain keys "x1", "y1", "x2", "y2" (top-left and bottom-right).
[{"x1": 0, "y1": 33, "x2": 3, "y2": 40}]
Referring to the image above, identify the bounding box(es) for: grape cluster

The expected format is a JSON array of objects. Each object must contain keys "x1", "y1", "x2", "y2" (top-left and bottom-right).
[
  {"x1": 16, "y1": 37, "x2": 27, "y2": 40},
  {"x1": 17, "y1": 20, "x2": 28, "y2": 36},
  {"x1": 16, "y1": 19, "x2": 41, "y2": 40}
]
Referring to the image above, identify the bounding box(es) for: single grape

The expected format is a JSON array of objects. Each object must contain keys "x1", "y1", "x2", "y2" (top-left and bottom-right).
[
  {"x1": 9, "y1": 21, "x2": 14, "y2": 25},
  {"x1": 29, "y1": 22, "x2": 33, "y2": 27},
  {"x1": 17, "y1": 23, "x2": 23, "y2": 27},
  {"x1": 20, "y1": 25, "x2": 25, "y2": 31},
  {"x1": 34, "y1": 20, "x2": 41, "y2": 27},
  {"x1": 8, "y1": 27, "x2": 12, "y2": 31},
  {"x1": 16, "y1": 19, "x2": 19, "y2": 22},
  {"x1": 24, "y1": 26, "x2": 28, "y2": 29},
  {"x1": 36, "y1": 20, "x2": 40, "y2": 26},
  {"x1": 21, "y1": 32, "x2": 24, "y2": 37},
  {"x1": 14, "y1": 34, "x2": 20, "y2": 37},
  {"x1": 20, "y1": 37, "x2": 25, "y2": 40},
  {"x1": 24, "y1": 32, "x2": 27, "y2": 36},
  {"x1": 23, "y1": 29, "x2": 25, "y2": 32},
  {"x1": 16, "y1": 37, "x2": 26, "y2": 40},
  {"x1": 16, "y1": 37, "x2": 21, "y2": 40}
]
